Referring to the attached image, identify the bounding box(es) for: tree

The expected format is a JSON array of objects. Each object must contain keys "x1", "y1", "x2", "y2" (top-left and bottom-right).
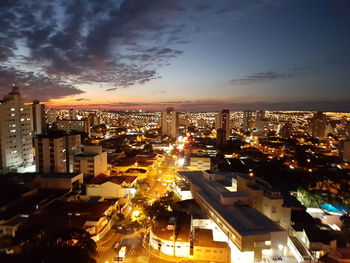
[
  {"x1": 144, "y1": 192, "x2": 176, "y2": 219},
  {"x1": 14, "y1": 225, "x2": 96, "y2": 262},
  {"x1": 137, "y1": 180, "x2": 151, "y2": 192},
  {"x1": 131, "y1": 193, "x2": 149, "y2": 208}
]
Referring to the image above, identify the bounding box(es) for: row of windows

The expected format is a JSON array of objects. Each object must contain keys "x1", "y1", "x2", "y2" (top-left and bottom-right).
[{"x1": 195, "y1": 248, "x2": 224, "y2": 253}]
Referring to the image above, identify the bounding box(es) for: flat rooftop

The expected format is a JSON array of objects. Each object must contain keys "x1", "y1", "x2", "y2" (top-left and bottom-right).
[
  {"x1": 152, "y1": 212, "x2": 191, "y2": 242},
  {"x1": 194, "y1": 228, "x2": 229, "y2": 248},
  {"x1": 40, "y1": 173, "x2": 82, "y2": 179},
  {"x1": 179, "y1": 171, "x2": 284, "y2": 237}
]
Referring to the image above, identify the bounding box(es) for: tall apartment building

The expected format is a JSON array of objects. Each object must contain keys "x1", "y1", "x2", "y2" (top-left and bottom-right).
[
  {"x1": 215, "y1": 109, "x2": 230, "y2": 142},
  {"x1": 0, "y1": 85, "x2": 34, "y2": 173},
  {"x1": 73, "y1": 145, "x2": 107, "y2": 178},
  {"x1": 34, "y1": 132, "x2": 81, "y2": 174},
  {"x1": 161, "y1": 107, "x2": 179, "y2": 139},
  {"x1": 56, "y1": 118, "x2": 90, "y2": 136},
  {"x1": 339, "y1": 140, "x2": 350, "y2": 162},
  {"x1": 280, "y1": 122, "x2": 293, "y2": 138},
  {"x1": 242, "y1": 110, "x2": 253, "y2": 132},
  {"x1": 31, "y1": 100, "x2": 45, "y2": 135},
  {"x1": 255, "y1": 110, "x2": 269, "y2": 135},
  {"x1": 310, "y1": 111, "x2": 327, "y2": 138}
]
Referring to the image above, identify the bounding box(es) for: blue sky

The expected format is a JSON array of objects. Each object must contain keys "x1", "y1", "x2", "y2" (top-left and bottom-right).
[{"x1": 0, "y1": 0, "x2": 349, "y2": 111}]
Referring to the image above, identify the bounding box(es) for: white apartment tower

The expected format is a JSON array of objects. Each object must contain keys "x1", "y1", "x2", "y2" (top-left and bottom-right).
[
  {"x1": 0, "y1": 85, "x2": 33, "y2": 173},
  {"x1": 242, "y1": 110, "x2": 253, "y2": 131},
  {"x1": 161, "y1": 107, "x2": 179, "y2": 139}
]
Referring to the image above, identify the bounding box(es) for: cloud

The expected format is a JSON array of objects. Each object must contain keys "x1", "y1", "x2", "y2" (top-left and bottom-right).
[
  {"x1": 73, "y1": 98, "x2": 90, "y2": 101},
  {"x1": 230, "y1": 67, "x2": 310, "y2": 85},
  {"x1": 0, "y1": 0, "x2": 190, "y2": 99},
  {"x1": 50, "y1": 98, "x2": 350, "y2": 112},
  {"x1": 0, "y1": 66, "x2": 84, "y2": 101},
  {"x1": 0, "y1": 0, "x2": 293, "y2": 101}
]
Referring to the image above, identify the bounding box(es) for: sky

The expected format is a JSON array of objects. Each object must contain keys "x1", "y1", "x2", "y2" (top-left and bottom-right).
[{"x1": 0, "y1": 0, "x2": 350, "y2": 111}]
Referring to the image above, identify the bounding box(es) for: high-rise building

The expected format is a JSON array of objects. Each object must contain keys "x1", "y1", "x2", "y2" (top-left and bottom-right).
[
  {"x1": 340, "y1": 140, "x2": 350, "y2": 162},
  {"x1": 215, "y1": 109, "x2": 230, "y2": 142},
  {"x1": 0, "y1": 85, "x2": 34, "y2": 173},
  {"x1": 255, "y1": 110, "x2": 269, "y2": 134},
  {"x1": 242, "y1": 110, "x2": 253, "y2": 131},
  {"x1": 161, "y1": 107, "x2": 179, "y2": 139},
  {"x1": 31, "y1": 100, "x2": 45, "y2": 135},
  {"x1": 34, "y1": 132, "x2": 81, "y2": 174},
  {"x1": 280, "y1": 122, "x2": 293, "y2": 138},
  {"x1": 310, "y1": 111, "x2": 327, "y2": 138}
]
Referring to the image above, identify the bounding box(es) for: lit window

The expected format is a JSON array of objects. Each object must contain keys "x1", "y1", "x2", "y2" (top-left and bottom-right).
[{"x1": 10, "y1": 108, "x2": 15, "y2": 111}]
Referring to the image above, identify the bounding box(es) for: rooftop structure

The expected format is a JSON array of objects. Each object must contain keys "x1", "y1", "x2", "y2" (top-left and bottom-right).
[{"x1": 178, "y1": 170, "x2": 289, "y2": 262}]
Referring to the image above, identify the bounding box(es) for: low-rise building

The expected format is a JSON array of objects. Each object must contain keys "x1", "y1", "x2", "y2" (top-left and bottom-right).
[
  {"x1": 194, "y1": 228, "x2": 231, "y2": 263},
  {"x1": 189, "y1": 155, "x2": 211, "y2": 171},
  {"x1": 35, "y1": 172, "x2": 83, "y2": 190},
  {"x1": 85, "y1": 175, "x2": 137, "y2": 198}
]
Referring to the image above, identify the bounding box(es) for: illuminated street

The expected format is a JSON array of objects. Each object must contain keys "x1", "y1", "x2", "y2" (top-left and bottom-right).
[{"x1": 95, "y1": 153, "x2": 176, "y2": 263}]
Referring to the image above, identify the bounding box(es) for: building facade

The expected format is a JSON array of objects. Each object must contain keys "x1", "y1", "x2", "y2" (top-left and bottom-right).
[
  {"x1": 0, "y1": 85, "x2": 33, "y2": 173},
  {"x1": 73, "y1": 145, "x2": 107, "y2": 178},
  {"x1": 161, "y1": 107, "x2": 179, "y2": 139},
  {"x1": 56, "y1": 118, "x2": 90, "y2": 136},
  {"x1": 34, "y1": 133, "x2": 81, "y2": 173},
  {"x1": 215, "y1": 109, "x2": 230, "y2": 142},
  {"x1": 31, "y1": 100, "x2": 45, "y2": 135}
]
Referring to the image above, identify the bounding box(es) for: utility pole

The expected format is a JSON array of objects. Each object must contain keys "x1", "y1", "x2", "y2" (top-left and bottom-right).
[{"x1": 173, "y1": 220, "x2": 176, "y2": 258}]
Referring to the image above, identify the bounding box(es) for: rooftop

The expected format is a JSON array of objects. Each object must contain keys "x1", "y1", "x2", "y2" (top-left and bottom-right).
[
  {"x1": 179, "y1": 171, "x2": 284, "y2": 237},
  {"x1": 194, "y1": 228, "x2": 229, "y2": 248},
  {"x1": 86, "y1": 175, "x2": 137, "y2": 185},
  {"x1": 152, "y1": 212, "x2": 191, "y2": 242}
]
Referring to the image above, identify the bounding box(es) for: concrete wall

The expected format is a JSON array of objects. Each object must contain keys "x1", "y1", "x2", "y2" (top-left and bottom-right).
[{"x1": 86, "y1": 181, "x2": 128, "y2": 198}]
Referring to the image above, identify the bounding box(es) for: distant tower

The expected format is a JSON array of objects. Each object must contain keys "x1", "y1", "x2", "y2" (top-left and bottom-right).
[
  {"x1": 69, "y1": 108, "x2": 77, "y2": 120},
  {"x1": 340, "y1": 140, "x2": 350, "y2": 162},
  {"x1": 0, "y1": 85, "x2": 34, "y2": 173},
  {"x1": 310, "y1": 112, "x2": 327, "y2": 138},
  {"x1": 281, "y1": 122, "x2": 293, "y2": 138},
  {"x1": 242, "y1": 110, "x2": 253, "y2": 132},
  {"x1": 255, "y1": 110, "x2": 269, "y2": 134},
  {"x1": 215, "y1": 109, "x2": 230, "y2": 142},
  {"x1": 161, "y1": 107, "x2": 179, "y2": 139},
  {"x1": 31, "y1": 100, "x2": 45, "y2": 135}
]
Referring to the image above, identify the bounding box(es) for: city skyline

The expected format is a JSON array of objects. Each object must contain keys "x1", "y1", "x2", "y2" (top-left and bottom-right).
[{"x1": 1, "y1": 0, "x2": 350, "y2": 111}]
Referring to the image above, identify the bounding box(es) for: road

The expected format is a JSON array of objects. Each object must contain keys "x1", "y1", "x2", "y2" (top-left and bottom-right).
[
  {"x1": 147, "y1": 155, "x2": 176, "y2": 200},
  {"x1": 95, "y1": 153, "x2": 176, "y2": 263}
]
